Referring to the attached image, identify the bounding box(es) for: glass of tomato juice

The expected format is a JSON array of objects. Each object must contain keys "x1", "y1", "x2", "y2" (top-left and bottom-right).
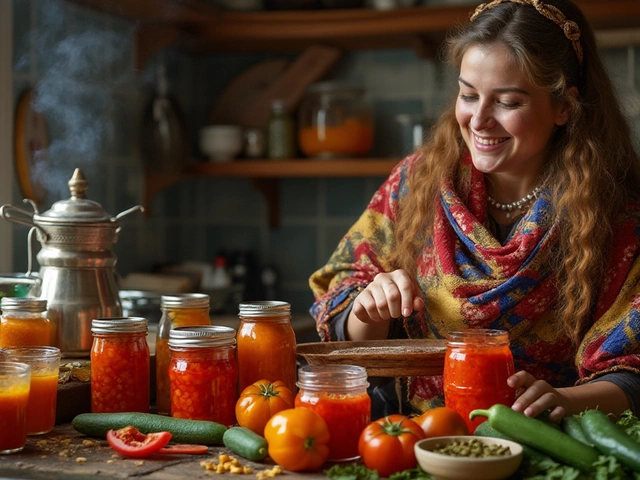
[
  {"x1": 0, "y1": 361, "x2": 31, "y2": 453},
  {"x1": 3, "y1": 346, "x2": 61, "y2": 435},
  {"x1": 443, "y1": 329, "x2": 515, "y2": 432}
]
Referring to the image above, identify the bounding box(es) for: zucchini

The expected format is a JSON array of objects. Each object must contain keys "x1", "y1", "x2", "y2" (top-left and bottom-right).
[
  {"x1": 561, "y1": 414, "x2": 593, "y2": 447},
  {"x1": 474, "y1": 420, "x2": 552, "y2": 464},
  {"x1": 470, "y1": 404, "x2": 599, "y2": 471},
  {"x1": 223, "y1": 426, "x2": 268, "y2": 461},
  {"x1": 581, "y1": 409, "x2": 640, "y2": 473},
  {"x1": 72, "y1": 412, "x2": 226, "y2": 445}
]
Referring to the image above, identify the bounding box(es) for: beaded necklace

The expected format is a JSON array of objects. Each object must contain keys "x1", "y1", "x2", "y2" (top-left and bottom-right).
[{"x1": 487, "y1": 185, "x2": 541, "y2": 219}]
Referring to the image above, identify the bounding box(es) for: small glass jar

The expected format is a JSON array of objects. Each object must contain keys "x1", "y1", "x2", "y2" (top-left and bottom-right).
[
  {"x1": 444, "y1": 329, "x2": 516, "y2": 432},
  {"x1": 295, "y1": 364, "x2": 371, "y2": 461},
  {"x1": 237, "y1": 301, "x2": 297, "y2": 394},
  {"x1": 267, "y1": 99, "x2": 296, "y2": 159},
  {"x1": 0, "y1": 361, "x2": 31, "y2": 454},
  {"x1": 156, "y1": 293, "x2": 211, "y2": 415},
  {"x1": 298, "y1": 81, "x2": 374, "y2": 159},
  {"x1": 0, "y1": 298, "x2": 50, "y2": 348},
  {"x1": 91, "y1": 317, "x2": 150, "y2": 414},
  {"x1": 168, "y1": 326, "x2": 238, "y2": 426}
]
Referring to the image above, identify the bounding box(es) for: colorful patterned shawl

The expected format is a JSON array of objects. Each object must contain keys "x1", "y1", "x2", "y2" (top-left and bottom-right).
[{"x1": 309, "y1": 153, "x2": 640, "y2": 411}]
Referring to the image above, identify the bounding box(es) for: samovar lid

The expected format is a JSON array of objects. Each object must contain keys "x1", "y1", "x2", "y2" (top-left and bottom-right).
[{"x1": 35, "y1": 168, "x2": 113, "y2": 224}]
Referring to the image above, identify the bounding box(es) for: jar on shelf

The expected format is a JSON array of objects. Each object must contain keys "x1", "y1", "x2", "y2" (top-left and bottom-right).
[
  {"x1": 0, "y1": 298, "x2": 51, "y2": 348},
  {"x1": 237, "y1": 301, "x2": 297, "y2": 394},
  {"x1": 156, "y1": 293, "x2": 211, "y2": 415},
  {"x1": 267, "y1": 99, "x2": 296, "y2": 159},
  {"x1": 91, "y1": 317, "x2": 150, "y2": 413},
  {"x1": 168, "y1": 325, "x2": 238, "y2": 426},
  {"x1": 443, "y1": 329, "x2": 516, "y2": 432},
  {"x1": 295, "y1": 364, "x2": 370, "y2": 461},
  {"x1": 298, "y1": 81, "x2": 374, "y2": 158}
]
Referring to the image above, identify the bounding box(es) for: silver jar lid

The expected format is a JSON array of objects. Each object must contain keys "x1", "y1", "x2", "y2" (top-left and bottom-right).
[
  {"x1": 1, "y1": 297, "x2": 47, "y2": 313},
  {"x1": 168, "y1": 325, "x2": 236, "y2": 348},
  {"x1": 238, "y1": 301, "x2": 290, "y2": 318},
  {"x1": 91, "y1": 317, "x2": 148, "y2": 334},
  {"x1": 161, "y1": 293, "x2": 210, "y2": 309}
]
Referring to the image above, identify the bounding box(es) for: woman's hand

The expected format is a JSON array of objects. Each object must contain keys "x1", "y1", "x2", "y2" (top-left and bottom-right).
[
  {"x1": 508, "y1": 371, "x2": 570, "y2": 422},
  {"x1": 351, "y1": 269, "x2": 425, "y2": 324}
]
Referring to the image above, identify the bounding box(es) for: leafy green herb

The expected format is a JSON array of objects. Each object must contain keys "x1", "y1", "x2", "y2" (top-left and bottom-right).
[
  {"x1": 615, "y1": 409, "x2": 640, "y2": 442},
  {"x1": 324, "y1": 463, "x2": 379, "y2": 480},
  {"x1": 388, "y1": 467, "x2": 431, "y2": 480},
  {"x1": 591, "y1": 455, "x2": 630, "y2": 480}
]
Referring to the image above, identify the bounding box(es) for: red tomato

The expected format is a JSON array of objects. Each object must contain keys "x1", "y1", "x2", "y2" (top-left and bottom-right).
[
  {"x1": 236, "y1": 379, "x2": 294, "y2": 435},
  {"x1": 413, "y1": 407, "x2": 469, "y2": 438},
  {"x1": 106, "y1": 426, "x2": 172, "y2": 458},
  {"x1": 158, "y1": 444, "x2": 209, "y2": 455},
  {"x1": 358, "y1": 415, "x2": 425, "y2": 477}
]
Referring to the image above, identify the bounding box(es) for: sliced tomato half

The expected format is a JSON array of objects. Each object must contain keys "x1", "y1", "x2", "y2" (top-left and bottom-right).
[
  {"x1": 157, "y1": 444, "x2": 209, "y2": 455},
  {"x1": 106, "y1": 426, "x2": 172, "y2": 458}
]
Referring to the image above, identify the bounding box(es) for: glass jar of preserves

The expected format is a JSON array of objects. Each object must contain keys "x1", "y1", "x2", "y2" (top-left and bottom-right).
[
  {"x1": 91, "y1": 317, "x2": 150, "y2": 413},
  {"x1": 267, "y1": 99, "x2": 296, "y2": 159},
  {"x1": 444, "y1": 329, "x2": 516, "y2": 432},
  {"x1": 295, "y1": 364, "x2": 370, "y2": 461},
  {"x1": 156, "y1": 293, "x2": 211, "y2": 415},
  {"x1": 0, "y1": 298, "x2": 50, "y2": 348},
  {"x1": 237, "y1": 301, "x2": 296, "y2": 394},
  {"x1": 168, "y1": 325, "x2": 238, "y2": 426},
  {"x1": 298, "y1": 82, "x2": 374, "y2": 159}
]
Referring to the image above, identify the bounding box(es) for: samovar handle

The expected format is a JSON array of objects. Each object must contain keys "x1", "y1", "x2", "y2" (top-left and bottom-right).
[
  {"x1": 26, "y1": 227, "x2": 37, "y2": 277},
  {"x1": 112, "y1": 205, "x2": 144, "y2": 221},
  {"x1": 0, "y1": 204, "x2": 49, "y2": 240}
]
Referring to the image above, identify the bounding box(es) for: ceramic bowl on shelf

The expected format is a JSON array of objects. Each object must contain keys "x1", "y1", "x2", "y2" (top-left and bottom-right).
[
  {"x1": 199, "y1": 125, "x2": 243, "y2": 162},
  {"x1": 414, "y1": 436, "x2": 523, "y2": 480}
]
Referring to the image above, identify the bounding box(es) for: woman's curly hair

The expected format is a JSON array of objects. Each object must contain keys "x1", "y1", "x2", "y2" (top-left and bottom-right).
[{"x1": 390, "y1": 0, "x2": 640, "y2": 344}]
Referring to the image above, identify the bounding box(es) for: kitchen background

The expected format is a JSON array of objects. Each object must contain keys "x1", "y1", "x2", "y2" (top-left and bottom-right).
[{"x1": 7, "y1": 0, "x2": 640, "y2": 323}]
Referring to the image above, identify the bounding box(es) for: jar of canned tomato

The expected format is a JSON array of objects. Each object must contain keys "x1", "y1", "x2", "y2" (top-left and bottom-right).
[
  {"x1": 156, "y1": 293, "x2": 211, "y2": 415},
  {"x1": 168, "y1": 325, "x2": 238, "y2": 426},
  {"x1": 0, "y1": 298, "x2": 50, "y2": 348},
  {"x1": 443, "y1": 329, "x2": 516, "y2": 432},
  {"x1": 237, "y1": 301, "x2": 296, "y2": 394},
  {"x1": 296, "y1": 364, "x2": 371, "y2": 461},
  {"x1": 91, "y1": 317, "x2": 150, "y2": 413}
]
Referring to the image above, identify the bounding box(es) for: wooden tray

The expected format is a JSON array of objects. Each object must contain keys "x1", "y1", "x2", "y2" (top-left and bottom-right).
[{"x1": 296, "y1": 339, "x2": 446, "y2": 377}]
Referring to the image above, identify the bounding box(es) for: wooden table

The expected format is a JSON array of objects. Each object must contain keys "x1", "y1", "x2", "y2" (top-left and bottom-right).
[{"x1": 0, "y1": 424, "x2": 325, "y2": 479}]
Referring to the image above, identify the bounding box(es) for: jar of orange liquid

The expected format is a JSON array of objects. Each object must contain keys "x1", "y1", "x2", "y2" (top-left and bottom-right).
[
  {"x1": 295, "y1": 364, "x2": 371, "y2": 461},
  {"x1": 3, "y1": 346, "x2": 61, "y2": 435},
  {"x1": 168, "y1": 325, "x2": 237, "y2": 426},
  {"x1": 237, "y1": 301, "x2": 296, "y2": 394},
  {"x1": 0, "y1": 298, "x2": 50, "y2": 348},
  {"x1": 0, "y1": 361, "x2": 31, "y2": 454},
  {"x1": 91, "y1": 317, "x2": 150, "y2": 413},
  {"x1": 156, "y1": 293, "x2": 211, "y2": 415},
  {"x1": 443, "y1": 329, "x2": 516, "y2": 432}
]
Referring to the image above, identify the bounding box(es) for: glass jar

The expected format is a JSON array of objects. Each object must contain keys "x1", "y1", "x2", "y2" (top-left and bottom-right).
[
  {"x1": 156, "y1": 293, "x2": 211, "y2": 415},
  {"x1": 168, "y1": 326, "x2": 238, "y2": 426},
  {"x1": 267, "y1": 99, "x2": 296, "y2": 159},
  {"x1": 0, "y1": 298, "x2": 50, "y2": 348},
  {"x1": 295, "y1": 364, "x2": 370, "y2": 461},
  {"x1": 91, "y1": 317, "x2": 150, "y2": 413},
  {"x1": 298, "y1": 81, "x2": 374, "y2": 159},
  {"x1": 443, "y1": 329, "x2": 516, "y2": 432},
  {"x1": 0, "y1": 362, "x2": 31, "y2": 454},
  {"x1": 237, "y1": 301, "x2": 297, "y2": 394}
]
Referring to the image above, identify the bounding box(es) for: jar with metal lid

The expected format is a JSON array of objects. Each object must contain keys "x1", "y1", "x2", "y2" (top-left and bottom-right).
[
  {"x1": 91, "y1": 317, "x2": 150, "y2": 413},
  {"x1": 298, "y1": 82, "x2": 374, "y2": 158},
  {"x1": 0, "y1": 298, "x2": 50, "y2": 348},
  {"x1": 444, "y1": 329, "x2": 516, "y2": 432},
  {"x1": 168, "y1": 325, "x2": 237, "y2": 426},
  {"x1": 295, "y1": 364, "x2": 370, "y2": 461},
  {"x1": 237, "y1": 301, "x2": 296, "y2": 394},
  {"x1": 156, "y1": 293, "x2": 211, "y2": 415}
]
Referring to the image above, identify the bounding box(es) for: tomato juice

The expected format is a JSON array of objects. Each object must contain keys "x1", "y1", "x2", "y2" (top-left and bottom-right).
[{"x1": 26, "y1": 373, "x2": 58, "y2": 434}]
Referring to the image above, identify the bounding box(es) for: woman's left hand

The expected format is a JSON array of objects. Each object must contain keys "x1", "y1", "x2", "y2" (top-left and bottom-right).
[{"x1": 507, "y1": 370, "x2": 570, "y2": 422}]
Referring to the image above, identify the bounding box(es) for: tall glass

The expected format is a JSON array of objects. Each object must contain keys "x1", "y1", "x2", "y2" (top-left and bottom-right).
[
  {"x1": 443, "y1": 329, "x2": 516, "y2": 432},
  {"x1": 0, "y1": 362, "x2": 31, "y2": 453},
  {"x1": 3, "y1": 347, "x2": 61, "y2": 435}
]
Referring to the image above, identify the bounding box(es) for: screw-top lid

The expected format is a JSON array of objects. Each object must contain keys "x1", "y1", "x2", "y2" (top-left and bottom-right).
[
  {"x1": 238, "y1": 301, "x2": 290, "y2": 318},
  {"x1": 1, "y1": 297, "x2": 47, "y2": 313},
  {"x1": 91, "y1": 317, "x2": 148, "y2": 334},
  {"x1": 168, "y1": 325, "x2": 236, "y2": 348},
  {"x1": 161, "y1": 293, "x2": 210, "y2": 309},
  {"x1": 297, "y1": 364, "x2": 369, "y2": 391}
]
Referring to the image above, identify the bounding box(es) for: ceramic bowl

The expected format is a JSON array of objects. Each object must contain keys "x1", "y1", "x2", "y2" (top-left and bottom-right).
[
  {"x1": 199, "y1": 125, "x2": 243, "y2": 162},
  {"x1": 414, "y1": 436, "x2": 523, "y2": 480}
]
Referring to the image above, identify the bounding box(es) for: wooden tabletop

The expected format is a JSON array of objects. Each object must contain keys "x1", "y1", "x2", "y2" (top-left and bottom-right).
[{"x1": 0, "y1": 423, "x2": 324, "y2": 480}]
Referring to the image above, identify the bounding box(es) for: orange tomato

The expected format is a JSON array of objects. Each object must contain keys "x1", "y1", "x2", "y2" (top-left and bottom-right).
[
  {"x1": 413, "y1": 407, "x2": 469, "y2": 438},
  {"x1": 264, "y1": 408, "x2": 330, "y2": 472},
  {"x1": 235, "y1": 380, "x2": 294, "y2": 435}
]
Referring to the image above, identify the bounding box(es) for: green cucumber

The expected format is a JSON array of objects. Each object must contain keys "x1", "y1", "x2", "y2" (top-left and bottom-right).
[
  {"x1": 561, "y1": 414, "x2": 593, "y2": 447},
  {"x1": 223, "y1": 426, "x2": 268, "y2": 462},
  {"x1": 581, "y1": 409, "x2": 640, "y2": 473},
  {"x1": 72, "y1": 412, "x2": 226, "y2": 445},
  {"x1": 474, "y1": 420, "x2": 552, "y2": 463},
  {"x1": 470, "y1": 404, "x2": 599, "y2": 471}
]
